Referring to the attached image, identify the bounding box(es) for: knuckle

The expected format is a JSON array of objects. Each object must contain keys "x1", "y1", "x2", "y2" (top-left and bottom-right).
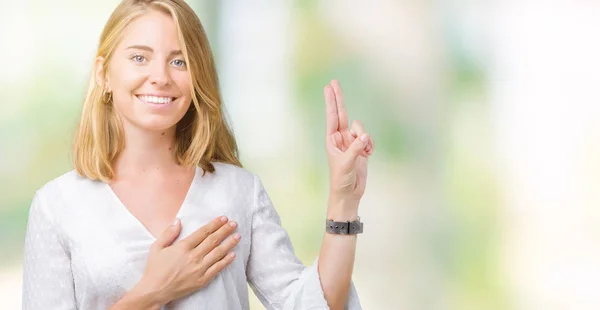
[
  {"x1": 178, "y1": 240, "x2": 192, "y2": 249},
  {"x1": 213, "y1": 218, "x2": 225, "y2": 228},
  {"x1": 174, "y1": 243, "x2": 189, "y2": 255},
  {"x1": 202, "y1": 253, "x2": 214, "y2": 265},
  {"x1": 185, "y1": 255, "x2": 197, "y2": 265},
  {"x1": 213, "y1": 248, "x2": 224, "y2": 259},
  {"x1": 195, "y1": 276, "x2": 208, "y2": 287},
  {"x1": 192, "y1": 263, "x2": 205, "y2": 274},
  {"x1": 186, "y1": 252, "x2": 202, "y2": 264},
  {"x1": 212, "y1": 261, "x2": 224, "y2": 272},
  {"x1": 207, "y1": 236, "x2": 219, "y2": 247},
  {"x1": 198, "y1": 226, "x2": 210, "y2": 237}
]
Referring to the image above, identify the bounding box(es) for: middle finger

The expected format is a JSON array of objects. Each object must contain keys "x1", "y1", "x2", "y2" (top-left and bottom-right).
[
  {"x1": 331, "y1": 80, "x2": 348, "y2": 131},
  {"x1": 191, "y1": 220, "x2": 238, "y2": 257},
  {"x1": 202, "y1": 233, "x2": 241, "y2": 267}
]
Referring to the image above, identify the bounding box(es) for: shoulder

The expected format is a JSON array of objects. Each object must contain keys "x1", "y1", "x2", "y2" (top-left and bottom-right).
[
  {"x1": 209, "y1": 162, "x2": 258, "y2": 185},
  {"x1": 201, "y1": 162, "x2": 269, "y2": 204},
  {"x1": 33, "y1": 170, "x2": 98, "y2": 214},
  {"x1": 208, "y1": 162, "x2": 274, "y2": 205},
  {"x1": 36, "y1": 170, "x2": 92, "y2": 198}
]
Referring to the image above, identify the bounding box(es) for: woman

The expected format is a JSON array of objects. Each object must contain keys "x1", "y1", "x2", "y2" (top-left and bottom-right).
[{"x1": 22, "y1": 0, "x2": 374, "y2": 309}]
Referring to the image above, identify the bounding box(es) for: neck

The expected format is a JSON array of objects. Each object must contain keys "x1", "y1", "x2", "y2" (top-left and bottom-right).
[{"x1": 113, "y1": 123, "x2": 183, "y2": 180}]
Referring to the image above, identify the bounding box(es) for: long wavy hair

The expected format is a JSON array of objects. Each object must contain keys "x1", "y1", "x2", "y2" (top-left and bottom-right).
[{"x1": 73, "y1": 0, "x2": 241, "y2": 182}]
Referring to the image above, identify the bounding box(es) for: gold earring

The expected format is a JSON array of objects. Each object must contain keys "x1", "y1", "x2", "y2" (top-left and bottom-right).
[{"x1": 102, "y1": 88, "x2": 112, "y2": 103}]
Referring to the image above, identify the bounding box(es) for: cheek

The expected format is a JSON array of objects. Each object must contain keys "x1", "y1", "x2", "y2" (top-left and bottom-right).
[
  {"x1": 113, "y1": 69, "x2": 145, "y2": 97},
  {"x1": 172, "y1": 72, "x2": 191, "y2": 98},
  {"x1": 172, "y1": 72, "x2": 192, "y2": 110},
  {"x1": 110, "y1": 72, "x2": 146, "y2": 114}
]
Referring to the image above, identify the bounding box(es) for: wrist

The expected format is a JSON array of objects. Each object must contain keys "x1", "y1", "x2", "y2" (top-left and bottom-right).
[
  {"x1": 327, "y1": 195, "x2": 359, "y2": 221},
  {"x1": 127, "y1": 279, "x2": 165, "y2": 309}
]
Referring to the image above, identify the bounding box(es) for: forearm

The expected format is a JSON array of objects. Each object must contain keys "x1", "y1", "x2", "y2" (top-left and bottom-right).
[
  {"x1": 109, "y1": 281, "x2": 164, "y2": 310},
  {"x1": 317, "y1": 196, "x2": 359, "y2": 310}
]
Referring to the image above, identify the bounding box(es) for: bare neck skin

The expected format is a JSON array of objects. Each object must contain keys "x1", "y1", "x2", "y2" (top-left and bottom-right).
[{"x1": 112, "y1": 123, "x2": 190, "y2": 181}]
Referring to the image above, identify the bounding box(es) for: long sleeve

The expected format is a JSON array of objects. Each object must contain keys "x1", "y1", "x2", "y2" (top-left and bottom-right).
[
  {"x1": 22, "y1": 191, "x2": 77, "y2": 310},
  {"x1": 246, "y1": 175, "x2": 361, "y2": 310}
]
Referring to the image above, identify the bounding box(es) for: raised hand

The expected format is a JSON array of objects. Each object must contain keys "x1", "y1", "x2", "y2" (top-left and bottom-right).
[{"x1": 324, "y1": 80, "x2": 374, "y2": 203}]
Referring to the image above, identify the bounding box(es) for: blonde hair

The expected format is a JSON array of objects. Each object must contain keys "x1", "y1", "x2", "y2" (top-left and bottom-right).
[{"x1": 73, "y1": 0, "x2": 241, "y2": 182}]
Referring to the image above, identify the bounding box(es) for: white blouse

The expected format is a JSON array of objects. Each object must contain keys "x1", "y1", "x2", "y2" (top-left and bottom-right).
[{"x1": 22, "y1": 162, "x2": 361, "y2": 309}]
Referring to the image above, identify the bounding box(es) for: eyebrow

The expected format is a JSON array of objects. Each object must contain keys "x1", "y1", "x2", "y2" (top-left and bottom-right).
[{"x1": 126, "y1": 45, "x2": 183, "y2": 56}]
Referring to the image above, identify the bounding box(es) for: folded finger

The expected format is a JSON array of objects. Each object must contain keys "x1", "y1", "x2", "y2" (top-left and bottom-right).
[
  {"x1": 192, "y1": 220, "x2": 238, "y2": 257},
  {"x1": 350, "y1": 120, "x2": 372, "y2": 155}
]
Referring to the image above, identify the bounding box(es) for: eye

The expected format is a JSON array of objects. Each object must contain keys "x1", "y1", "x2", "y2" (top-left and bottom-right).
[
  {"x1": 171, "y1": 59, "x2": 186, "y2": 68},
  {"x1": 131, "y1": 54, "x2": 146, "y2": 63}
]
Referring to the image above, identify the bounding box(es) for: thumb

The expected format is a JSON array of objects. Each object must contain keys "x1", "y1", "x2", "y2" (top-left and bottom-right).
[
  {"x1": 152, "y1": 218, "x2": 182, "y2": 251},
  {"x1": 345, "y1": 134, "x2": 369, "y2": 161}
]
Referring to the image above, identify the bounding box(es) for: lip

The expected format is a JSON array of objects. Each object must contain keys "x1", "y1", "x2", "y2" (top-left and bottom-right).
[
  {"x1": 135, "y1": 94, "x2": 179, "y2": 109},
  {"x1": 135, "y1": 93, "x2": 179, "y2": 98}
]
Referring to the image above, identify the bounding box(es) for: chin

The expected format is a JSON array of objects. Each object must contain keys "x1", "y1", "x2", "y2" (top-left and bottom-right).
[{"x1": 134, "y1": 116, "x2": 182, "y2": 132}]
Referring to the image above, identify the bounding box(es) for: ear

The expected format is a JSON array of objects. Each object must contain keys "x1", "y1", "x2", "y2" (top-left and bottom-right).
[{"x1": 95, "y1": 56, "x2": 110, "y2": 90}]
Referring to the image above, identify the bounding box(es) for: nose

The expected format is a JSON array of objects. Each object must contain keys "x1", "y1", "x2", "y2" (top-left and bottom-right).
[{"x1": 148, "y1": 61, "x2": 171, "y2": 87}]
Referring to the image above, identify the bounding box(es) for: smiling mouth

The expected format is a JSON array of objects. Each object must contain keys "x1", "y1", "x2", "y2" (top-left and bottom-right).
[{"x1": 136, "y1": 95, "x2": 178, "y2": 105}]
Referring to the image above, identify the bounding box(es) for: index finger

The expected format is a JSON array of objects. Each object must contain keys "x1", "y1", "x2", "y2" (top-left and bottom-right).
[
  {"x1": 331, "y1": 80, "x2": 348, "y2": 131},
  {"x1": 324, "y1": 85, "x2": 338, "y2": 135},
  {"x1": 181, "y1": 216, "x2": 228, "y2": 248}
]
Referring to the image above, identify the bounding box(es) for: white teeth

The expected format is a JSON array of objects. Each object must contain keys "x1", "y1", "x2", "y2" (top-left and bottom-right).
[{"x1": 138, "y1": 95, "x2": 174, "y2": 104}]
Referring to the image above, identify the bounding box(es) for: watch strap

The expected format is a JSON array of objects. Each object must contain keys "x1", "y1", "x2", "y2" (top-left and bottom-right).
[{"x1": 325, "y1": 218, "x2": 363, "y2": 235}]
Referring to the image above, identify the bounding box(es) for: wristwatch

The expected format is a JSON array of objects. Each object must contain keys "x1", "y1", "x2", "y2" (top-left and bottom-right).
[{"x1": 325, "y1": 216, "x2": 363, "y2": 235}]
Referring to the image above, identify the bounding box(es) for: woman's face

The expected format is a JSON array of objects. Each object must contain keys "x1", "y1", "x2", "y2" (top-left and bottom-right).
[{"x1": 102, "y1": 10, "x2": 192, "y2": 133}]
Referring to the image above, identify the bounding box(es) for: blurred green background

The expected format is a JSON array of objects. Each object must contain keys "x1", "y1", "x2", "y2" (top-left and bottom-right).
[
  {"x1": 1, "y1": 0, "x2": 499, "y2": 309},
  {"x1": 4, "y1": 0, "x2": 600, "y2": 309}
]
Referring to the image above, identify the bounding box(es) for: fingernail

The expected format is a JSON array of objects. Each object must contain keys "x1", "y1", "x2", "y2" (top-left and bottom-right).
[
  {"x1": 229, "y1": 221, "x2": 237, "y2": 228},
  {"x1": 220, "y1": 216, "x2": 228, "y2": 223},
  {"x1": 172, "y1": 218, "x2": 180, "y2": 226},
  {"x1": 234, "y1": 233, "x2": 241, "y2": 240},
  {"x1": 360, "y1": 134, "x2": 369, "y2": 143}
]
